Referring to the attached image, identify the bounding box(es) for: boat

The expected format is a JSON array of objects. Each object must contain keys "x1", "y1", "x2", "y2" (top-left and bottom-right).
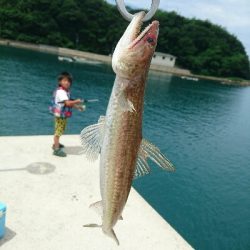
[
  {"x1": 58, "y1": 56, "x2": 74, "y2": 62},
  {"x1": 181, "y1": 76, "x2": 199, "y2": 81},
  {"x1": 73, "y1": 56, "x2": 103, "y2": 65}
]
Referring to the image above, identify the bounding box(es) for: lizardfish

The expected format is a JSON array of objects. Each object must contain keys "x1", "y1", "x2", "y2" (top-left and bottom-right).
[{"x1": 80, "y1": 11, "x2": 175, "y2": 245}]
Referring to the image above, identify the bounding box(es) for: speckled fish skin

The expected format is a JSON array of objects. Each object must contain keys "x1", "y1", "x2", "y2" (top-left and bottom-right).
[{"x1": 100, "y1": 12, "x2": 159, "y2": 239}]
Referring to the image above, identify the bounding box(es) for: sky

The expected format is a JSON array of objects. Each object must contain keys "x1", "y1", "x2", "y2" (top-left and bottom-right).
[{"x1": 107, "y1": 0, "x2": 250, "y2": 57}]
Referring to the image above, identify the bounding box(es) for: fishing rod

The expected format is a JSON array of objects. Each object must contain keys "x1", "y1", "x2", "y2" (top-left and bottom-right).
[
  {"x1": 82, "y1": 99, "x2": 99, "y2": 103},
  {"x1": 56, "y1": 99, "x2": 99, "y2": 112},
  {"x1": 72, "y1": 99, "x2": 99, "y2": 112},
  {"x1": 58, "y1": 98, "x2": 99, "y2": 104}
]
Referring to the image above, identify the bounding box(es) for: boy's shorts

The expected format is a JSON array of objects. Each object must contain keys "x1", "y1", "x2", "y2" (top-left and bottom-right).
[{"x1": 54, "y1": 117, "x2": 67, "y2": 137}]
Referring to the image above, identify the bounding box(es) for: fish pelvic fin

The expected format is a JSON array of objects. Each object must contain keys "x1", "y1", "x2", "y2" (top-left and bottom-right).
[
  {"x1": 134, "y1": 139, "x2": 175, "y2": 179},
  {"x1": 80, "y1": 116, "x2": 105, "y2": 161}
]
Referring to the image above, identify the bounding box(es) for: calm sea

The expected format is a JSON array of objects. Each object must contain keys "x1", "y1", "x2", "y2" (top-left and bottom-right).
[{"x1": 0, "y1": 46, "x2": 250, "y2": 250}]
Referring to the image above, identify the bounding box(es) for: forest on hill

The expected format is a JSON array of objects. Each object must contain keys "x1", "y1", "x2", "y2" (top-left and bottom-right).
[{"x1": 0, "y1": 0, "x2": 249, "y2": 79}]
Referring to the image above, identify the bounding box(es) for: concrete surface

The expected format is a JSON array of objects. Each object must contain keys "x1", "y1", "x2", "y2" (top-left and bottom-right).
[{"x1": 0, "y1": 135, "x2": 193, "y2": 250}]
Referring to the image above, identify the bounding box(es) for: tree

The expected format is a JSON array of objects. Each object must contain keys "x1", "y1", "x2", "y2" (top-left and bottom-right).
[{"x1": 0, "y1": 0, "x2": 249, "y2": 79}]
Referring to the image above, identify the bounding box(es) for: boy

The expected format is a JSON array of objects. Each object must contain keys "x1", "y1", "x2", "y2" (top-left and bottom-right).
[{"x1": 51, "y1": 72, "x2": 82, "y2": 157}]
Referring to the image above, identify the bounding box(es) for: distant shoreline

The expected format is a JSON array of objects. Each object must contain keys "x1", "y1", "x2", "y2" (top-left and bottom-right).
[{"x1": 1, "y1": 38, "x2": 249, "y2": 86}]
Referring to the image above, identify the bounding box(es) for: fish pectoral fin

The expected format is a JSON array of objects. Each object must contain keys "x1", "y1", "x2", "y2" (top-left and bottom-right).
[
  {"x1": 119, "y1": 215, "x2": 123, "y2": 220},
  {"x1": 134, "y1": 139, "x2": 175, "y2": 179},
  {"x1": 80, "y1": 116, "x2": 105, "y2": 161},
  {"x1": 119, "y1": 91, "x2": 136, "y2": 113},
  {"x1": 89, "y1": 200, "x2": 103, "y2": 217}
]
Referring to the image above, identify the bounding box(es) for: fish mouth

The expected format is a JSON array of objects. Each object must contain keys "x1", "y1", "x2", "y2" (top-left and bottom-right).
[{"x1": 129, "y1": 19, "x2": 159, "y2": 49}]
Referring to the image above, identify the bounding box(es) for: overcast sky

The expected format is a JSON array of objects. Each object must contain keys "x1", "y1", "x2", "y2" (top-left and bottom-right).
[{"x1": 107, "y1": 0, "x2": 250, "y2": 57}]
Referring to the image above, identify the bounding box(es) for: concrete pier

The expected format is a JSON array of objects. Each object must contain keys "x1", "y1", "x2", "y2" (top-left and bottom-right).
[
  {"x1": 1, "y1": 38, "x2": 250, "y2": 86},
  {"x1": 0, "y1": 39, "x2": 191, "y2": 76},
  {"x1": 0, "y1": 135, "x2": 193, "y2": 250}
]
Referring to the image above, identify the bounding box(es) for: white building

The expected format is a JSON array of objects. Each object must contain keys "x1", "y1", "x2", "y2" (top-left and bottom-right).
[{"x1": 152, "y1": 52, "x2": 176, "y2": 67}]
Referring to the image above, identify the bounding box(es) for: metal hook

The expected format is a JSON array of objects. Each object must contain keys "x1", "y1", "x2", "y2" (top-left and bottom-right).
[{"x1": 115, "y1": 0, "x2": 160, "y2": 22}]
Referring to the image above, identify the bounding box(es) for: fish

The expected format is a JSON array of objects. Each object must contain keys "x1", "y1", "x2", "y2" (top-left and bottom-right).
[{"x1": 80, "y1": 11, "x2": 175, "y2": 245}]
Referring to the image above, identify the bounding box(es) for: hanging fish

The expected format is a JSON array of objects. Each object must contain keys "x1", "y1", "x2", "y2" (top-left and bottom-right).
[{"x1": 80, "y1": 11, "x2": 175, "y2": 245}]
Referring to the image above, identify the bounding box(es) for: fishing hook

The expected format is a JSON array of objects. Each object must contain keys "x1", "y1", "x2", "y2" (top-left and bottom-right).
[{"x1": 115, "y1": 0, "x2": 160, "y2": 22}]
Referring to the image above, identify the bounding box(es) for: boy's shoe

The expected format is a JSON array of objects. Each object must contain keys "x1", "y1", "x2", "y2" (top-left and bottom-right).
[
  {"x1": 53, "y1": 148, "x2": 67, "y2": 157},
  {"x1": 52, "y1": 143, "x2": 65, "y2": 150}
]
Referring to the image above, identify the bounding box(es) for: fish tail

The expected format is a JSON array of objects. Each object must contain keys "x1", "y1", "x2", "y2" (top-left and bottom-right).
[
  {"x1": 83, "y1": 223, "x2": 101, "y2": 228},
  {"x1": 84, "y1": 224, "x2": 120, "y2": 245},
  {"x1": 103, "y1": 228, "x2": 120, "y2": 246}
]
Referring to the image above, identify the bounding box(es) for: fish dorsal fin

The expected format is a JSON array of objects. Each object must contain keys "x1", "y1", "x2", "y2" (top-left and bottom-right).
[
  {"x1": 80, "y1": 116, "x2": 105, "y2": 161},
  {"x1": 134, "y1": 147, "x2": 151, "y2": 178},
  {"x1": 134, "y1": 139, "x2": 175, "y2": 179}
]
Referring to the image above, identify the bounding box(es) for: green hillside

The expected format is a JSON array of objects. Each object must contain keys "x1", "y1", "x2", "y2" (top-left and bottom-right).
[{"x1": 0, "y1": 0, "x2": 249, "y2": 79}]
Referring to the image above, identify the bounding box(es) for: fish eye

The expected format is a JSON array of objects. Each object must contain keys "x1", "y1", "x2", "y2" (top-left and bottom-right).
[{"x1": 147, "y1": 37, "x2": 154, "y2": 43}]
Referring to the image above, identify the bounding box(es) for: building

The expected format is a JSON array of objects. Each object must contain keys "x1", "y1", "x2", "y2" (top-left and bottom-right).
[{"x1": 152, "y1": 52, "x2": 176, "y2": 67}]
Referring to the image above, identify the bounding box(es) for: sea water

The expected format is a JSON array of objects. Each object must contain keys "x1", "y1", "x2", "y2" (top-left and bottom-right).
[{"x1": 0, "y1": 46, "x2": 250, "y2": 250}]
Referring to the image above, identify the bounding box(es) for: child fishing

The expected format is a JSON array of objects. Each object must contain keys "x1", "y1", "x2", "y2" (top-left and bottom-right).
[{"x1": 50, "y1": 72, "x2": 84, "y2": 157}]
